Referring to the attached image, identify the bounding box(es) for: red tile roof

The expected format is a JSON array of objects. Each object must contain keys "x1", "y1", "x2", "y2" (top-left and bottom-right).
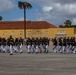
[{"x1": 0, "y1": 21, "x2": 57, "y2": 29}]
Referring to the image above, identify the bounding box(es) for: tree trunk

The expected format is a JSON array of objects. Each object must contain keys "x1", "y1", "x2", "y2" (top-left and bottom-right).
[{"x1": 24, "y1": 8, "x2": 26, "y2": 39}]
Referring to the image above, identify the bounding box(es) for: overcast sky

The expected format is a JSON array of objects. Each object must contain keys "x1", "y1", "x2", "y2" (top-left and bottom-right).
[{"x1": 0, "y1": 0, "x2": 76, "y2": 26}]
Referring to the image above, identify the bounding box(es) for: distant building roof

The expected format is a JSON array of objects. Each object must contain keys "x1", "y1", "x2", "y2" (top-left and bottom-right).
[{"x1": 0, "y1": 21, "x2": 57, "y2": 29}]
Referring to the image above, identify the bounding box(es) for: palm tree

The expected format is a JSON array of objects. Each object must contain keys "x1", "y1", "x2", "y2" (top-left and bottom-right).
[
  {"x1": 0, "y1": 16, "x2": 2, "y2": 21},
  {"x1": 18, "y1": 1, "x2": 32, "y2": 39},
  {"x1": 64, "y1": 20, "x2": 71, "y2": 27}
]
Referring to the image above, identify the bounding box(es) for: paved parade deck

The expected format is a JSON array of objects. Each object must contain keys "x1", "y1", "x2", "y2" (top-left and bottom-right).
[{"x1": 0, "y1": 46, "x2": 76, "y2": 75}]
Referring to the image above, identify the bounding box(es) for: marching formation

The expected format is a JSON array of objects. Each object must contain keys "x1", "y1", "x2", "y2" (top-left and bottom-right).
[
  {"x1": 52, "y1": 37, "x2": 76, "y2": 53},
  {"x1": 0, "y1": 36, "x2": 23, "y2": 55},
  {"x1": 1, "y1": 35, "x2": 76, "y2": 55},
  {"x1": 0, "y1": 36, "x2": 50, "y2": 55},
  {"x1": 26, "y1": 37, "x2": 50, "y2": 53}
]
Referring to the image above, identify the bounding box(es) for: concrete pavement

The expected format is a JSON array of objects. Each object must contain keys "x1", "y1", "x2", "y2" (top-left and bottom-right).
[{"x1": 0, "y1": 46, "x2": 76, "y2": 75}]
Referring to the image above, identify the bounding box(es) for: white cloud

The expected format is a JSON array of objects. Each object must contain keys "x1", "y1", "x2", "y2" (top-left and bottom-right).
[
  {"x1": 16, "y1": 17, "x2": 24, "y2": 21},
  {"x1": 13, "y1": 17, "x2": 24, "y2": 21},
  {"x1": 65, "y1": 3, "x2": 76, "y2": 15},
  {"x1": 0, "y1": 0, "x2": 14, "y2": 12},
  {"x1": 42, "y1": 6, "x2": 53, "y2": 12},
  {"x1": 54, "y1": 3, "x2": 76, "y2": 15}
]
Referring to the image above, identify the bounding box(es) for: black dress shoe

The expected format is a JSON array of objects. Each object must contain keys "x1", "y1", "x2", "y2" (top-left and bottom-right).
[
  {"x1": 28, "y1": 52, "x2": 30, "y2": 54},
  {"x1": 3, "y1": 51, "x2": 5, "y2": 53},
  {"x1": 20, "y1": 51, "x2": 23, "y2": 54},
  {"x1": 10, "y1": 53, "x2": 13, "y2": 55},
  {"x1": 0, "y1": 50, "x2": 2, "y2": 53}
]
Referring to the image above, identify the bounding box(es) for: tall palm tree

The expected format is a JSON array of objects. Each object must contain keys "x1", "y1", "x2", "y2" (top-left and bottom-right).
[
  {"x1": 18, "y1": 1, "x2": 32, "y2": 39},
  {"x1": 0, "y1": 16, "x2": 2, "y2": 21}
]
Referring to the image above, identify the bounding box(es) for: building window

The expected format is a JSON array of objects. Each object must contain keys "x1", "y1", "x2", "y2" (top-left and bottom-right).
[
  {"x1": 11, "y1": 31, "x2": 14, "y2": 35},
  {"x1": 2, "y1": 31, "x2": 7, "y2": 36},
  {"x1": 45, "y1": 31, "x2": 48, "y2": 34},
  {"x1": 28, "y1": 31, "x2": 31, "y2": 36},
  {"x1": 36, "y1": 31, "x2": 40, "y2": 35},
  {"x1": 20, "y1": 31, "x2": 23, "y2": 36},
  {"x1": 57, "y1": 30, "x2": 64, "y2": 34}
]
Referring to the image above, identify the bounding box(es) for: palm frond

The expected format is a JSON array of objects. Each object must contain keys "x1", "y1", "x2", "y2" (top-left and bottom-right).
[
  {"x1": 18, "y1": 1, "x2": 23, "y2": 9},
  {"x1": 24, "y1": 2, "x2": 32, "y2": 9},
  {"x1": 18, "y1": 1, "x2": 32, "y2": 9},
  {"x1": 0, "y1": 16, "x2": 2, "y2": 21}
]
